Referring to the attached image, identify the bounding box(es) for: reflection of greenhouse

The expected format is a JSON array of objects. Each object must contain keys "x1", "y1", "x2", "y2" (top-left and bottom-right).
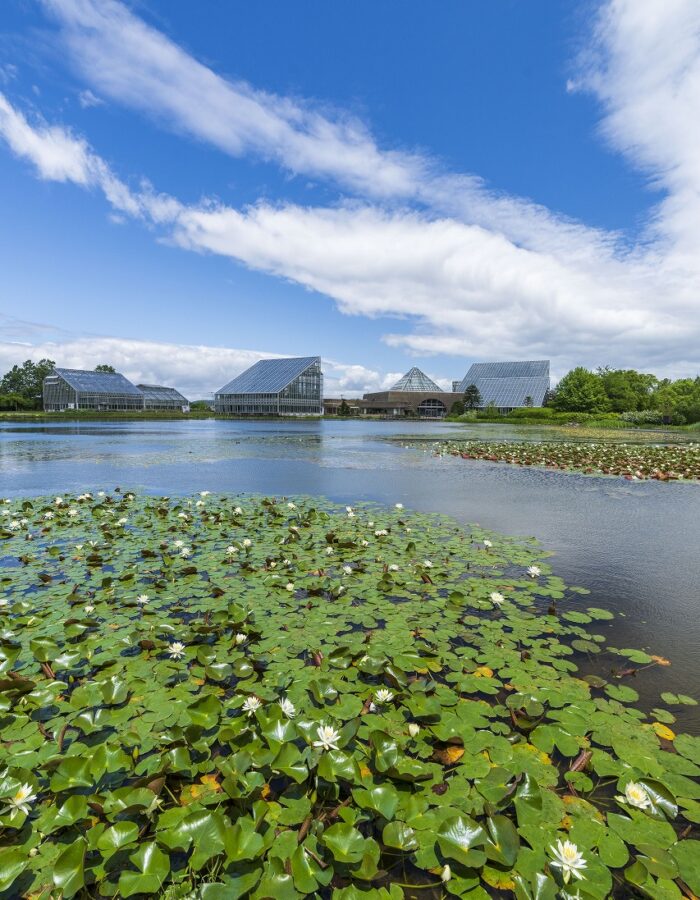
[
  {"x1": 215, "y1": 356, "x2": 323, "y2": 416},
  {"x1": 359, "y1": 367, "x2": 462, "y2": 418},
  {"x1": 42, "y1": 369, "x2": 189, "y2": 412}
]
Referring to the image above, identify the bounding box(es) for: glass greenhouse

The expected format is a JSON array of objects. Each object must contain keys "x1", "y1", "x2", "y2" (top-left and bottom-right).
[
  {"x1": 456, "y1": 360, "x2": 550, "y2": 411},
  {"x1": 390, "y1": 367, "x2": 444, "y2": 392},
  {"x1": 215, "y1": 356, "x2": 323, "y2": 416},
  {"x1": 43, "y1": 368, "x2": 145, "y2": 412},
  {"x1": 137, "y1": 384, "x2": 190, "y2": 412}
]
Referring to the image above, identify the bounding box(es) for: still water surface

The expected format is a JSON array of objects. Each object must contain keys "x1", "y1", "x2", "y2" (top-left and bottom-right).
[{"x1": 1, "y1": 418, "x2": 698, "y2": 729}]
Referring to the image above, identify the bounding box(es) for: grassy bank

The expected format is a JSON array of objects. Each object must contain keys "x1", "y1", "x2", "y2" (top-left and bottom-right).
[{"x1": 0, "y1": 492, "x2": 698, "y2": 897}]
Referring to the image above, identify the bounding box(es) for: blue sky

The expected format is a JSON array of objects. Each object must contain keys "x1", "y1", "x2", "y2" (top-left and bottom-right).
[{"x1": 1, "y1": 0, "x2": 698, "y2": 397}]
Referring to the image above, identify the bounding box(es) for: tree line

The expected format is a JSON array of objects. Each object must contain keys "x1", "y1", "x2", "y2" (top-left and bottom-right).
[{"x1": 0, "y1": 360, "x2": 116, "y2": 410}]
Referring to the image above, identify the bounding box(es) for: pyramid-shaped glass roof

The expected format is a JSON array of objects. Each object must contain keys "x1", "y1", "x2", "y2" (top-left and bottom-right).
[{"x1": 390, "y1": 367, "x2": 443, "y2": 392}]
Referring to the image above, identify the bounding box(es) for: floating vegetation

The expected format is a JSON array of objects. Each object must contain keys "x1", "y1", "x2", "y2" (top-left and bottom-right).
[
  {"x1": 424, "y1": 440, "x2": 700, "y2": 482},
  {"x1": 0, "y1": 492, "x2": 698, "y2": 898}
]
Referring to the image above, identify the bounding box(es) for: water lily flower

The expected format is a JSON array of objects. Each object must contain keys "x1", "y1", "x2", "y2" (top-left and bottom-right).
[
  {"x1": 388, "y1": 564, "x2": 399, "y2": 572},
  {"x1": 126, "y1": 493, "x2": 135, "y2": 500},
  {"x1": 54, "y1": 497, "x2": 63, "y2": 505},
  {"x1": 283, "y1": 558, "x2": 291, "y2": 566},
  {"x1": 549, "y1": 839, "x2": 587, "y2": 883},
  {"x1": 347, "y1": 510, "x2": 355, "y2": 518},
  {"x1": 408, "y1": 723, "x2": 420, "y2": 738},
  {"x1": 1, "y1": 783, "x2": 36, "y2": 818},
  {"x1": 287, "y1": 502, "x2": 296, "y2": 509},
  {"x1": 19, "y1": 518, "x2": 28, "y2": 526},
  {"x1": 346, "y1": 506, "x2": 353, "y2": 513},
  {"x1": 180, "y1": 547, "x2": 192, "y2": 558},
  {"x1": 343, "y1": 565, "x2": 353, "y2": 575},
  {"x1": 172, "y1": 540, "x2": 184, "y2": 549},
  {"x1": 234, "y1": 506, "x2": 243, "y2": 515},
  {"x1": 168, "y1": 641, "x2": 186, "y2": 659},
  {"x1": 375, "y1": 529, "x2": 388, "y2": 537},
  {"x1": 368, "y1": 521, "x2": 374, "y2": 527},
  {"x1": 68, "y1": 508, "x2": 78, "y2": 517},
  {"x1": 234, "y1": 632, "x2": 247, "y2": 645},
  {"x1": 279, "y1": 697, "x2": 296, "y2": 718},
  {"x1": 8, "y1": 520, "x2": 20, "y2": 530},
  {"x1": 483, "y1": 539, "x2": 493, "y2": 548},
  {"x1": 441, "y1": 865, "x2": 451, "y2": 883},
  {"x1": 423, "y1": 560, "x2": 433, "y2": 568},
  {"x1": 395, "y1": 503, "x2": 404, "y2": 509},
  {"x1": 242, "y1": 538, "x2": 252, "y2": 548},
  {"x1": 285, "y1": 582, "x2": 295, "y2": 592},
  {"x1": 527, "y1": 565, "x2": 541, "y2": 578},
  {"x1": 361, "y1": 539, "x2": 369, "y2": 547},
  {"x1": 44, "y1": 512, "x2": 54, "y2": 520},
  {"x1": 117, "y1": 517, "x2": 128, "y2": 526},
  {"x1": 97, "y1": 491, "x2": 105, "y2": 497},
  {"x1": 313, "y1": 724, "x2": 341, "y2": 751},
  {"x1": 225, "y1": 545, "x2": 238, "y2": 557},
  {"x1": 177, "y1": 512, "x2": 188, "y2": 519},
  {"x1": 84, "y1": 605, "x2": 95, "y2": 614},
  {"x1": 374, "y1": 688, "x2": 394, "y2": 703},
  {"x1": 200, "y1": 491, "x2": 210, "y2": 497},
  {"x1": 195, "y1": 500, "x2": 205, "y2": 507},
  {"x1": 325, "y1": 547, "x2": 335, "y2": 555},
  {"x1": 616, "y1": 781, "x2": 651, "y2": 810},
  {"x1": 242, "y1": 696, "x2": 262, "y2": 715},
  {"x1": 0, "y1": 598, "x2": 8, "y2": 608},
  {"x1": 137, "y1": 594, "x2": 150, "y2": 605},
  {"x1": 490, "y1": 592, "x2": 505, "y2": 606}
]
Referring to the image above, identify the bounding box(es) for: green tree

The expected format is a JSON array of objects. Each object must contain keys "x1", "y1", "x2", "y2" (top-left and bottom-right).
[
  {"x1": 523, "y1": 395, "x2": 533, "y2": 407},
  {"x1": 463, "y1": 384, "x2": 482, "y2": 410},
  {"x1": 552, "y1": 367, "x2": 610, "y2": 413},
  {"x1": 95, "y1": 364, "x2": 116, "y2": 373},
  {"x1": 449, "y1": 400, "x2": 465, "y2": 416},
  {"x1": 0, "y1": 358, "x2": 56, "y2": 409},
  {"x1": 653, "y1": 377, "x2": 700, "y2": 423},
  {"x1": 338, "y1": 398, "x2": 351, "y2": 416},
  {"x1": 597, "y1": 367, "x2": 657, "y2": 412}
]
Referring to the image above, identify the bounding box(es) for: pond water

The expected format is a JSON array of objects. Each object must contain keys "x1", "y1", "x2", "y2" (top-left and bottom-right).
[{"x1": 1, "y1": 418, "x2": 699, "y2": 729}]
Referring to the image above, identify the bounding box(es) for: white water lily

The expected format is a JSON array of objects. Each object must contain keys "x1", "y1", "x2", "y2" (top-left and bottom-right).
[
  {"x1": 395, "y1": 503, "x2": 404, "y2": 509},
  {"x1": 180, "y1": 547, "x2": 192, "y2": 558},
  {"x1": 484, "y1": 539, "x2": 493, "y2": 548},
  {"x1": 195, "y1": 500, "x2": 205, "y2": 507},
  {"x1": 234, "y1": 506, "x2": 243, "y2": 515},
  {"x1": 285, "y1": 582, "x2": 295, "y2": 592},
  {"x1": 97, "y1": 491, "x2": 105, "y2": 497},
  {"x1": 242, "y1": 696, "x2": 262, "y2": 716},
  {"x1": 490, "y1": 592, "x2": 505, "y2": 606},
  {"x1": 177, "y1": 512, "x2": 188, "y2": 519},
  {"x1": 8, "y1": 520, "x2": 20, "y2": 530},
  {"x1": 200, "y1": 491, "x2": 211, "y2": 497},
  {"x1": 242, "y1": 538, "x2": 252, "y2": 548},
  {"x1": 423, "y1": 559, "x2": 433, "y2": 568},
  {"x1": 225, "y1": 545, "x2": 238, "y2": 557},
  {"x1": 19, "y1": 518, "x2": 28, "y2": 526},
  {"x1": 84, "y1": 604, "x2": 95, "y2": 614},
  {"x1": 279, "y1": 697, "x2": 296, "y2": 718},
  {"x1": 347, "y1": 510, "x2": 355, "y2": 518},
  {"x1": 0, "y1": 598, "x2": 8, "y2": 608},
  {"x1": 527, "y1": 565, "x2": 541, "y2": 577},
  {"x1": 343, "y1": 565, "x2": 353, "y2": 575},
  {"x1": 168, "y1": 641, "x2": 186, "y2": 659},
  {"x1": 325, "y1": 547, "x2": 335, "y2": 555},
  {"x1": 44, "y1": 511, "x2": 54, "y2": 520},
  {"x1": 388, "y1": 564, "x2": 399, "y2": 571},
  {"x1": 374, "y1": 688, "x2": 394, "y2": 704},
  {"x1": 287, "y1": 502, "x2": 296, "y2": 509},
  {"x1": 68, "y1": 508, "x2": 78, "y2": 517},
  {"x1": 375, "y1": 529, "x2": 388, "y2": 537},
  {"x1": 407, "y1": 723, "x2": 420, "y2": 738},
  {"x1": 616, "y1": 781, "x2": 651, "y2": 810},
  {"x1": 361, "y1": 539, "x2": 369, "y2": 547},
  {"x1": 234, "y1": 632, "x2": 247, "y2": 645},
  {"x1": 345, "y1": 506, "x2": 353, "y2": 513},
  {"x1": 441, "y1": 865, "x2": 451, "y2": 883},
  {"x1": 117, "y1": 517, "x2": 128, "y2": 526},
  {"x1": 54, "y1": 497, "x2": 63, "y2": 505},
  {"x1": 137, "y1": 594, "x2": 150, "y2": 605},
  {"x1": 172, "y1": 539, "x2": 184, "y2": 549},
  {"x1": 2, "y1": 783, "x2": 36, "y2": 818},
  {"x1": 313, "y1": 724, "x2": 341, "y2": 751},
  {"x1": 549, "y1": 839, "x2": 587, "y2": 883}
]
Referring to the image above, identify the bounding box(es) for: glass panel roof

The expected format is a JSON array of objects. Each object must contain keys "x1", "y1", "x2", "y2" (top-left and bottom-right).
[
  {"x1": 217, "y1": 357, "x2": 320, "y2": 395},
  {"x1": 55, "y1": 368, "x2": 143, "y2": 396},
  {"x1": 390, "y1": 367, "x2": 444, "y2": 392},
  {"x1": 137, "y1": 384, "x2": 188, "y2": 402},
  {"x1": 456, "y1": 361, "x2": 550, "y2": 406}
]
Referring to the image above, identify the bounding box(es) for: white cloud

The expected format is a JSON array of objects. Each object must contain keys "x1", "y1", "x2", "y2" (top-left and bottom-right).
[
  {"x1": 0, "y1": 335, "x2": 392, "y2": 398},
  {"x1": 78, "y1": 88, "x2": 103, "y2": 108},
  {"x1": 0, "y1": 0, "x2": 699, "y2": 380}
]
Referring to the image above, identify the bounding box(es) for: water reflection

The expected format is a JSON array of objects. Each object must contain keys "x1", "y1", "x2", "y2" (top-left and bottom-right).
[{"x1": 1, "y1": 418, "x2": 698, "y2": 730}]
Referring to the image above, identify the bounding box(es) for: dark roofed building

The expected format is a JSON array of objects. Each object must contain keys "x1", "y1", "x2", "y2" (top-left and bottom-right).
[
  {"x1": 361, "y1": 366, "x2": 460, "y2": 418},
  {"x1": 215, "y1": 356, "x2": 323, "y2": 416},
  {"x1": 137, "y1": 384, "x2": 190, "y2": 412},
  {"x1": 457, "y1": 360, "x2": 550, "y2": 412},
  {"x1": 43, "y1": 368, "x2": 144, "y2": 411}
]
